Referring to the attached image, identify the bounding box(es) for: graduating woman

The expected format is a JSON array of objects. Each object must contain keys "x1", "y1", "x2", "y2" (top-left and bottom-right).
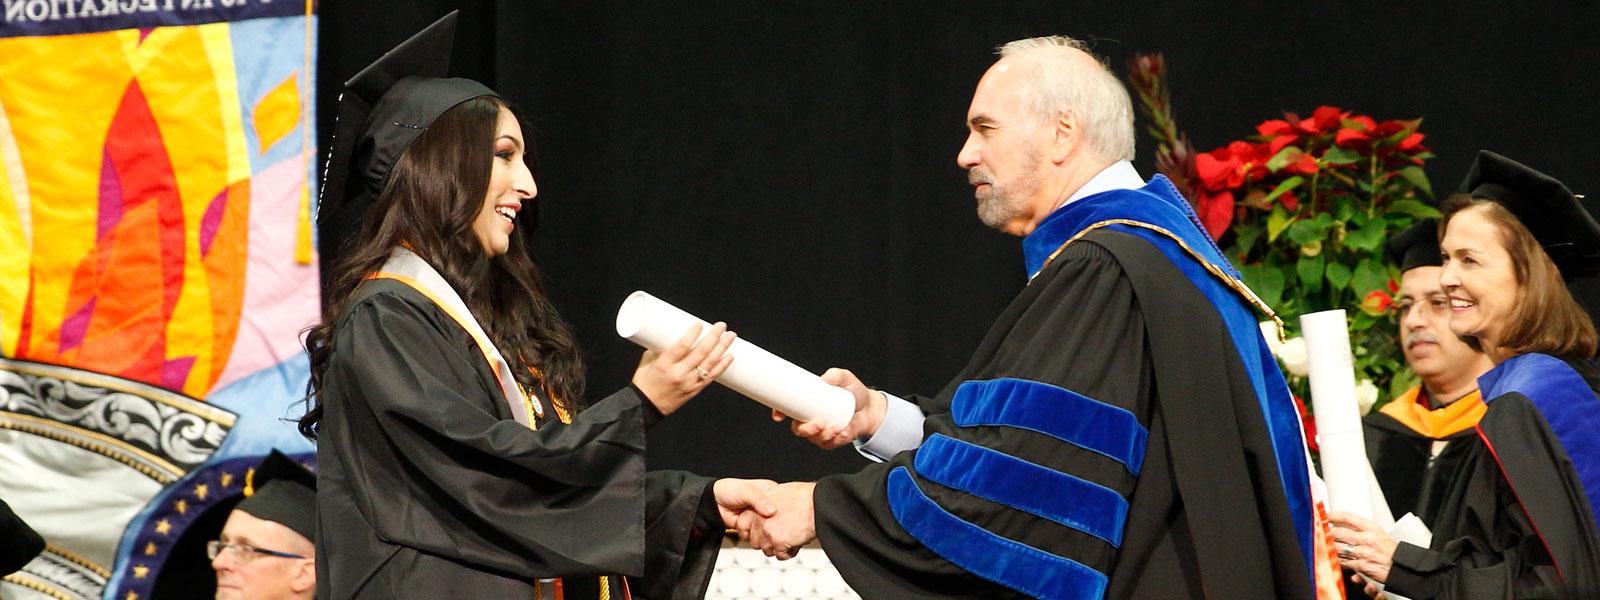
[
  {"x1": 1331, "y1": 151, "x2": 1600, "y2": 599},
  {"x1": 299, "y1": 14, "x2": 771, "y2": 599}
]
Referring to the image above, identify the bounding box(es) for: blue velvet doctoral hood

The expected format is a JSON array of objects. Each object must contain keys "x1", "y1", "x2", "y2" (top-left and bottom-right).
[
  {"x1": 1478, "y1": 353, "x2": 1600, "y2": 527},
  {"x1": 1021, "y1": 175, "x2": 1317, "y2": 583}
]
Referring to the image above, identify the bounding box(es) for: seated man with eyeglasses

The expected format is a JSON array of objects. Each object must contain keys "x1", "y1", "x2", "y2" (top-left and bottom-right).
[
  {"x1": 1337, "y1": 217, "x2": 1498, "y2": 597},
  {"x1": 208, "y1": 451, "x2": 316, "y2": 600}
]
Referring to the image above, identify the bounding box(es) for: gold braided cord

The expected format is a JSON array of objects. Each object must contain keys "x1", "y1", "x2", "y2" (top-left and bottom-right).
[
  {"x1": 1037, "y1": 219, "x2": 1287, "y2": 341},
  {"x1": 43, "y1": 543, "x2": 111, "y2": 579},
  {"x1": 1, "y1": 573, "x2": 74, "y2": 600}
]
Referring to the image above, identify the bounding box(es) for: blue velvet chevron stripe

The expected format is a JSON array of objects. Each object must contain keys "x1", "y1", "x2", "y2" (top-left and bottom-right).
[
  {"x1": 1021, "y1": 175, "x2": 1316, "y2": 583},
  {"x1": 1478, "y1": 353, "x2": 1600, "y2": 527},
  {"x1": 886, "y1": 467, "x2": 1109, "y2": 600},
  {"x1": 951, "y1": 378, "x2": 1147, "y2": 475},
  {"x1": 915, "y1": 433, "x2": 1130, "y2": 546}
]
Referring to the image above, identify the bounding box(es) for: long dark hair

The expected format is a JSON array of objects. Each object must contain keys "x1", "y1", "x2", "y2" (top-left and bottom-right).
[{"x1": 298, "y1": 96, "x2": 584, "y2": 440}]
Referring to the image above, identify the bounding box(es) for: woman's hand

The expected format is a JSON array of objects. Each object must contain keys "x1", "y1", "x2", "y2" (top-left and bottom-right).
[
  {"x1": 1329, "y1": 510, "x2": 1399, "y2": 585},
  {"x1": 632, "y1": 322, "x2": 735, "y2": 416}
]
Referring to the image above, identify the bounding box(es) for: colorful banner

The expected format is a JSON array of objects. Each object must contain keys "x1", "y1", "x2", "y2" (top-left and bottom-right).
[{"x1": 0, "y1": 4, "x2": 318, "y2": 599}]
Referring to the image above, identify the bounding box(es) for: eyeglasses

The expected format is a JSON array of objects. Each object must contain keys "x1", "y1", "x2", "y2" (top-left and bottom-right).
[
  {"x1": 1392, "y1": 295, "x2": 1450, "y2": 319},
  {"x1": 206, "y1": 540, "x2": 306, "y2": 563}
]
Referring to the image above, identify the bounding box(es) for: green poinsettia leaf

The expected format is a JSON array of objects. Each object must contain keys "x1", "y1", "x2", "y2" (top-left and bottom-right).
[
  {"x1": 1323, "y1": 146, "x2": 1362, "y2": 165},
  {"x1": 1240, "y1": 263, "x2": 1286, "y2": 309},
  {"x1": 1267, "y1": 205, "x2": 1292, "y2": 242},
  {"x1": 1334, "y1": 197, "x2": 1357, "y2": 222},
  {"x1": 1387, "y1": 198, "x2": 1442, "y2": 219},
  {"x1": 1297, "y1": 255, "x2": 1326, "y2": 292},
  {"x1": 1326, "y1": 261, "x2": 1353, "y2": 289},
  {"x1": 1353, "y1": 258, "x2": 1388, "y2": 294},
  {"x1": 1266, "y1": 147, "x2": 1304, "y2": 173},
  {"x1": 1344, "y1": 224, "x2": 1386, "y2": 252},
  {"x1": 1399, "y1": 166, "x2": 1434, "y2": 198},
  {"x1": 1352, "y1": 310, "x2": 1378, "y2": 331},
  {"x1": 1263, "y1": 175, "x2": 1305, "y2": 203},
  {"x1": 1232, "y1": 225, "x2": 1263, "y2": 260},
  {"x1": 1287, "y1": 217, "x2": 1326, "y2": 246}
]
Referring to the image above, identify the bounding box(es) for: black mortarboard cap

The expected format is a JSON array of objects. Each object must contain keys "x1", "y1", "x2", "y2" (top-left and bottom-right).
[
  {"x1": 1384, "y1": 217, "x2": 1441, "y2": 273},
  {"x1": 1459, "y1": 150, "x2": 1600, "y2": 279},
  {"x1": 235, "y1": 451, "x2": 316, "y2": 541},
  {"x1": 317, "y1": 11, "x2": 497, "y2": 289}
]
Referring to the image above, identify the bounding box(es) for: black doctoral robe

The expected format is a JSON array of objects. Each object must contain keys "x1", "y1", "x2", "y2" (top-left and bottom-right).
[
  {"x1": 1384, "y1": 356, "x2": 1600, "y2": 600},
  {"x1": 814, "y1": 177, "x2": 1321, "y2": 599},
  {"x1": 315, "y1": 279, "x2": 721, "y2": 599},
  {"x1": 1362, "y1": 387, "x2": 1484, "y2": 523}
]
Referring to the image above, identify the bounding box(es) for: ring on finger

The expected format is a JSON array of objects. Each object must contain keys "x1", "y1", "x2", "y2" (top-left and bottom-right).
[{"x1": 695, "y1": 366, "x2": 710, "y2": 380}]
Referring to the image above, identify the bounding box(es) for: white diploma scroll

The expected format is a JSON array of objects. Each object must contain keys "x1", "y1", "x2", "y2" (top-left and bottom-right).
[
  {"x1": 1301, "y1": 309, "x2": 1395, "y2": 528},
  {"x1": 615, "y1": 291, "x2": 854, "y2": 427}
]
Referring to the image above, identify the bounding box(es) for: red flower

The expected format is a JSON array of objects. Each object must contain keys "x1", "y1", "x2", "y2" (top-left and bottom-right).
[
  {"x1": 1196, "y1": 150, "x2": 1241, "y2": 191},
  {"x1": 1334, "y1": 115, "x2": 1379, "y2": 149},
  {"x1": 1293, "y1": 105, "x2": 1348, "y2": 135},
  {"x1": 1278, "y1": 190, "x2": 1300, "y2": 212},
  {"x1": 1361, "y1": 290, "x2": 1394, "y2": 315},
  {"x1": 1294, "y1": 393, "x2": 1318, "y2": 452},
  {"x1": 1397, "y1": 132, "x2": 1425, "y2": 152},
  {"x1": 1268, "y1": 134, "x2": 1300, "y2": 155},
  {"x1": 1197, "y1": 141, "x2": 1269, "y2": 192},
  {"x1": 1257, "y1": 119, "x2": 1296, "y2": 137},
  {"x1": 1196, "y1": 190, "x2": 1236, "y2": 241},
  {"x1": 1335, "y1": 128, "x2": 1373, "y2": 149},
  {"x1": 1386, "y1": 278, "x2": 1399, "y2": 294},
  {"x1": 1286, "y1": 153, "x2": 1319, "y2": 176}
]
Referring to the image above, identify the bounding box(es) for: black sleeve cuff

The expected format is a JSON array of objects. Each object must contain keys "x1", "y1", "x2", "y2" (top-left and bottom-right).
[
  {"x1": 631, "y1": 384, "x2": 665, "y2": 430},
  {"x1": 691, "y1": 479, "x2": 723, "y2": 536},
  {"x1": 1384, "y1": 542, "x2": 1442, "y2": 598}
]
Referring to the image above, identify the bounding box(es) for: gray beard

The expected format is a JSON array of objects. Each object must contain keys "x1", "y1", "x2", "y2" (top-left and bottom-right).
[{"x1": 972, "y1": 154, "x2": 1043, "y2": 230}]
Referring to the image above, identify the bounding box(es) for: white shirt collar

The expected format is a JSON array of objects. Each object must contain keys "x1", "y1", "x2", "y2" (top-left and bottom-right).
[{"x1": 1056, "y1": 160, "x2": 1145, "y2": 211}]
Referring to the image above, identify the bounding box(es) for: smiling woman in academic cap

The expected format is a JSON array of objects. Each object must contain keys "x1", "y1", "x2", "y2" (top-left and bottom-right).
[
  {"x1": 297, "y1": 13, "x2": 774, "y2": 600},
  {"x1": 1331, "y1": 150, "x2": 1600, "y2": 599}
]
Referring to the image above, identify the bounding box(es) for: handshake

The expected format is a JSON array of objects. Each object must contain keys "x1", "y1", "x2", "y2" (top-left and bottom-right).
[
  {"x1": 709, "y1": 368, "x2": 886, "y2": 560},
  {"x1": 711, "y1": 478, "x2": 816, "y2": 561}
]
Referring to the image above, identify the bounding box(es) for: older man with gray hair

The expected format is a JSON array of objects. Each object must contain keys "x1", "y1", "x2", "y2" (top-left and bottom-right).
[{"x1": 745, "y1": 36, "x2": 1328, "y2": 599}]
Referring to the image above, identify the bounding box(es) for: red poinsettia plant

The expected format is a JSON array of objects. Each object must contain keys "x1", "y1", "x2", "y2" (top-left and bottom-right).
[{"x1": 1128, "y1": 54, "x2": 1439, "y2": 407}]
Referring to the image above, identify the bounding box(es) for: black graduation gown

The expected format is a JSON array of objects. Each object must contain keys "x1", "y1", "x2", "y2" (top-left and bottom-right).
[
  {"x1": 1384, "y1": 357, "x2": 1600, "y2": 599},
  {"x1": 0, "y1": 497, "x2": 44, "y2": 576},
  {"x1": 814, "y1": 226, "x2": 1314, "y2": 599},
  {"x1": 1361, "y1": 391, "x2": 1482, "y2": 524},
  {"x1": 315, "y1": 279, "x2": 721, "y2": 599}
]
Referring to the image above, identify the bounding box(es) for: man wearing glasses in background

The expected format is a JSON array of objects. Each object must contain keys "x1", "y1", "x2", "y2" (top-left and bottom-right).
[
  {"x1": 208, "y1": 451, "x2": 316, "y2": 600},
  {"x1": 1347, "y1": 218, "x2": 1496, "y2": 561}
]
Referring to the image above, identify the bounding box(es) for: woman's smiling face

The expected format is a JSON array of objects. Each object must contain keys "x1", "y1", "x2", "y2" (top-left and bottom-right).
[{"x1": 1439, "y1": 206, "x2": 1521, "y2": 350}]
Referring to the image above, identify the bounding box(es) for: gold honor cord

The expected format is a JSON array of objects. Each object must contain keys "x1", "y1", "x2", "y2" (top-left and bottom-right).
[
  {"x1": 1, "y1": 573, "x2": 74, "y2": 600},
  {"x1": 1035, "y1": 219, "x2": 1288, "y2": 342}
]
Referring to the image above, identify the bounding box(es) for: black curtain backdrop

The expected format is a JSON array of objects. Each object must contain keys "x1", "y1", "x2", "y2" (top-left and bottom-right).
[{"x1": 318, "y1": 1, "x2": 1600, "y2": 482}]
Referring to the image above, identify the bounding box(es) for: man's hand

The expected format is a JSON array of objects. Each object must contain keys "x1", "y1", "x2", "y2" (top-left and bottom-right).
[
  {"x1": 1329, "y1": 511, "x2": 1398, "y2": 585},
  {"x1": 739, "y1": 481, "x2": 816, "y2": 560},
  {"x1": 712, "y1": 478, "x2": 777, "y2": 528},
  {"x1": 773, "y1": 368, "x2": 885, "y2": 449}
]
